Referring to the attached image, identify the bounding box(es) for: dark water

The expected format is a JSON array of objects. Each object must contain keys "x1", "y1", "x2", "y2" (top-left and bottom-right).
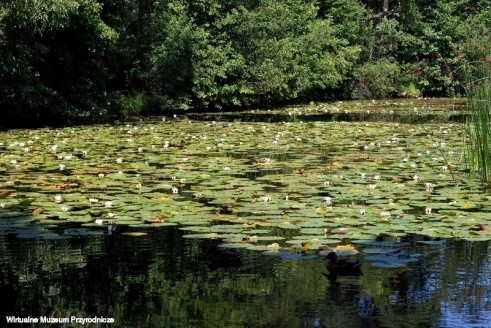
[{"x1": 0, "y1": 228, "x2": 489, "y2": 328}]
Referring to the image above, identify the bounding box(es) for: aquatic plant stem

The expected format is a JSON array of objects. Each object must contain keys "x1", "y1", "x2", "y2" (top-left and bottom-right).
[{"x1": 461, "y1": 61, "x2": 491, "y2": 182}]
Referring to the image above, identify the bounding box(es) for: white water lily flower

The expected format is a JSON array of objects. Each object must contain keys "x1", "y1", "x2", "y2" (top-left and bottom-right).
[
  {"x1": 89, "y1": 198, "x2": 99, "y2": 203},
  {"x1": 413, "y1": 175, "x2": 420, "y2": 181},
  {"x1": 0, "y1": 203, "x2": 5, "y2": 208},
  {"x1": 98, "y1": 173, "x2": 105, "y2": 178},
  {"x1": 260, "y1": 196, "x2": 272, "y2": 202},
  {"x1": 108, "y1": 212, "x2": 116, "y2": 218},
  {"x1": 425, "y1": 207, "x2": 432, "y2": 215},
  {"x1": 223, "y1": 166, "x2": 231, "y2": 171},
  {"x1": 116, "y1": 157, "x2": 123, "y2": 163},
  {"x1": 172, "y1": 186, "x2": 179, "y2": 194},
  {"x1": 367, "y1": 184, "x2": 377, "y2": 190},
  {"x1": 10, "y1": 160, "x2": 17, "y2": 164},
  {"x1": 360, "y1": 172, "x2": 366, "y2": 179},
  {"x1": 324, "y1": 196, "x2": 332, "y2": 205},
  {"x1": 285, "y1": 195, "x2": 289, "y2": 201},
  {"x1": 442, "y1": 165, "x2": 448, "y2": 171},
  {"x1": 59, "y1": 164, "x2": 66, "y2": 171},
  {"x1": 60, "y1": 206, "x2": 69, "y2": 212},
  {"x1": 374, "y1": 175, "x2": 381, "y2": 180},
  {"x1": 104, "y1": 201, "x2": 113, "y2": 208},
  {"x1": 95, "y1": 219, "x2": 104, "y2": 225},
  {"x1": 324, "y1": 181, "x2": 331, "y2": 187},
  {"x1": 360, "y1": 209, "x2": 366, "y2": 215},
  {"x1": 380, "y1": 211, "x2": 391, "y2": 217},
  {"x1": 23, "y1": 147, "x2": 30, "y2": 153},
  {"x1": 54, "y1": 195, "x2": 63, "y2": 203},
  {"x1": 138, "y1": 147, "x2": 144, "y2": 153}
]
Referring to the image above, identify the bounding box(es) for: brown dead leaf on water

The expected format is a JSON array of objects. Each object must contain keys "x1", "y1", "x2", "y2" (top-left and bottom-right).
[
  {"x1": 121, "y1": 232, "x2": 147, "y2": 237},
  {"x1": 31, "y1": 208, "x2": 45, "y2": 216}
]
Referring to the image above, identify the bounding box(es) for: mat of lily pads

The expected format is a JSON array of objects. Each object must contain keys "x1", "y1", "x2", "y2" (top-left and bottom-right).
[{"x1": 1, "y1": 99, "x2": 490, "y2": 257}]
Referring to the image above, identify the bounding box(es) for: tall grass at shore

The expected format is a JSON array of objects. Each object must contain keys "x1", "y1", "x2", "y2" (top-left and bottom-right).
[{"x1": 463, "y1": 61, "x2": 491, "y2": 182}]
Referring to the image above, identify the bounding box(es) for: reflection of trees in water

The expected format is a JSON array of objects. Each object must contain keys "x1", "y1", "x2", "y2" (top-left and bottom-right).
[
  {"x1": 0, "y1": 231, "x2": 489, "y2": 327},
  {"x1": 438, "y1": 241, "x2": 491, "y2": 326}
]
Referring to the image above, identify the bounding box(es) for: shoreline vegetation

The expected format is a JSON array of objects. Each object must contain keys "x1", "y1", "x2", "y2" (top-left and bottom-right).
[
  {"x1": 1, "y1": 1, "x2": 491, "y2": 128},
  {"x1": 463, "y1": 61, "x2": 491, "y2": 182}
]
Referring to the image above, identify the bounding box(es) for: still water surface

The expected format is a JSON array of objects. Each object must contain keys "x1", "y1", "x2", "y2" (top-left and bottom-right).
[{"x1": 1, "y1": 227, "x2": 489, "y2": 328}]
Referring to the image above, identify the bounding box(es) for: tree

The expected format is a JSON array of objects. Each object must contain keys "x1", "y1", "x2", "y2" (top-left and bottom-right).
[
  {"x1": 224, "y1": 0, "x2": 361, "y2": 104},
  {"x1": 0, "y1": 0, "x2": 117, "y2": 126}
]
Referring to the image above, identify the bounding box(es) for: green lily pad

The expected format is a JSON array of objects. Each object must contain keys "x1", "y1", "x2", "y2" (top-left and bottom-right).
[{"x1": 0, "y1": 101, "x2": 488, "y2": 246}]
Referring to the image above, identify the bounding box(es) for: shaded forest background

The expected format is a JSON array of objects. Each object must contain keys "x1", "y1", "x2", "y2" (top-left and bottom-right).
[{"x1": 1, "y1": 0, "x2": 490, "y2": 127}]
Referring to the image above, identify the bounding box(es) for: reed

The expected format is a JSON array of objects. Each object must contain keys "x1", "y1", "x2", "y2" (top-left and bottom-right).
[{"x1": 463, "y1": 61, "x2": 491, "y2": 182}]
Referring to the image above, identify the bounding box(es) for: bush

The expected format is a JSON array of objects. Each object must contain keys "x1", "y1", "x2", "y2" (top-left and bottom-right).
[
  {"x1": 400, "y1": 82, "x2": 422, "y2": 98},
  {"x1": 350, "y1": 59, "x2": 401, "y2": 99},
  {"x1": 119, "y1": 93, "x2": 145, "y2": 117}
]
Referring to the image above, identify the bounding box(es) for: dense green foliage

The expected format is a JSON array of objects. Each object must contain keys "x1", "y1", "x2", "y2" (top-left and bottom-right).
[{"x1": 1, "y1": 0, "x2": 490, "y2": 126}]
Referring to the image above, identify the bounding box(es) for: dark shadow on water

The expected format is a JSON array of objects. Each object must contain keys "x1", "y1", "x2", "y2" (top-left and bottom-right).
[
  {"x1": 186, "y1": 111, "x2": 468, "y2": 124},
  {"x1": 0, "y1": 228, "x2": 489, "y2": 327},
  {"x1": 206, "y1": 245, "x2": 242, "y2": 270}
]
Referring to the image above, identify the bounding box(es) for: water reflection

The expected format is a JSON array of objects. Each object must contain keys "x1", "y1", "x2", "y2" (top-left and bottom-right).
[{"x1": 0, "y1": 228, "x2": 489, "y2": 327}]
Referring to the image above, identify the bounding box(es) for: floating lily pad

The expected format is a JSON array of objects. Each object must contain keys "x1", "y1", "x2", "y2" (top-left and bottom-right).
[
  {"x1": 0, "y1": 100, "x2": 487, "y2": 248},
  {"x1": 262, "y1": 251, "x2": 317, "y2": 260},
  {"x1": 363, "y1": 248, "x2": 403, "y2": 254}
]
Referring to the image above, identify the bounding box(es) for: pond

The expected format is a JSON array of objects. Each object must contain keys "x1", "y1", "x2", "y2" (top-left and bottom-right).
[
  {"x1": 0, "y1": 229, "x2": 490, "y2": 327},
  {"x1": 0, "y1": 98, "x2": 490, "y2": 327}
]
